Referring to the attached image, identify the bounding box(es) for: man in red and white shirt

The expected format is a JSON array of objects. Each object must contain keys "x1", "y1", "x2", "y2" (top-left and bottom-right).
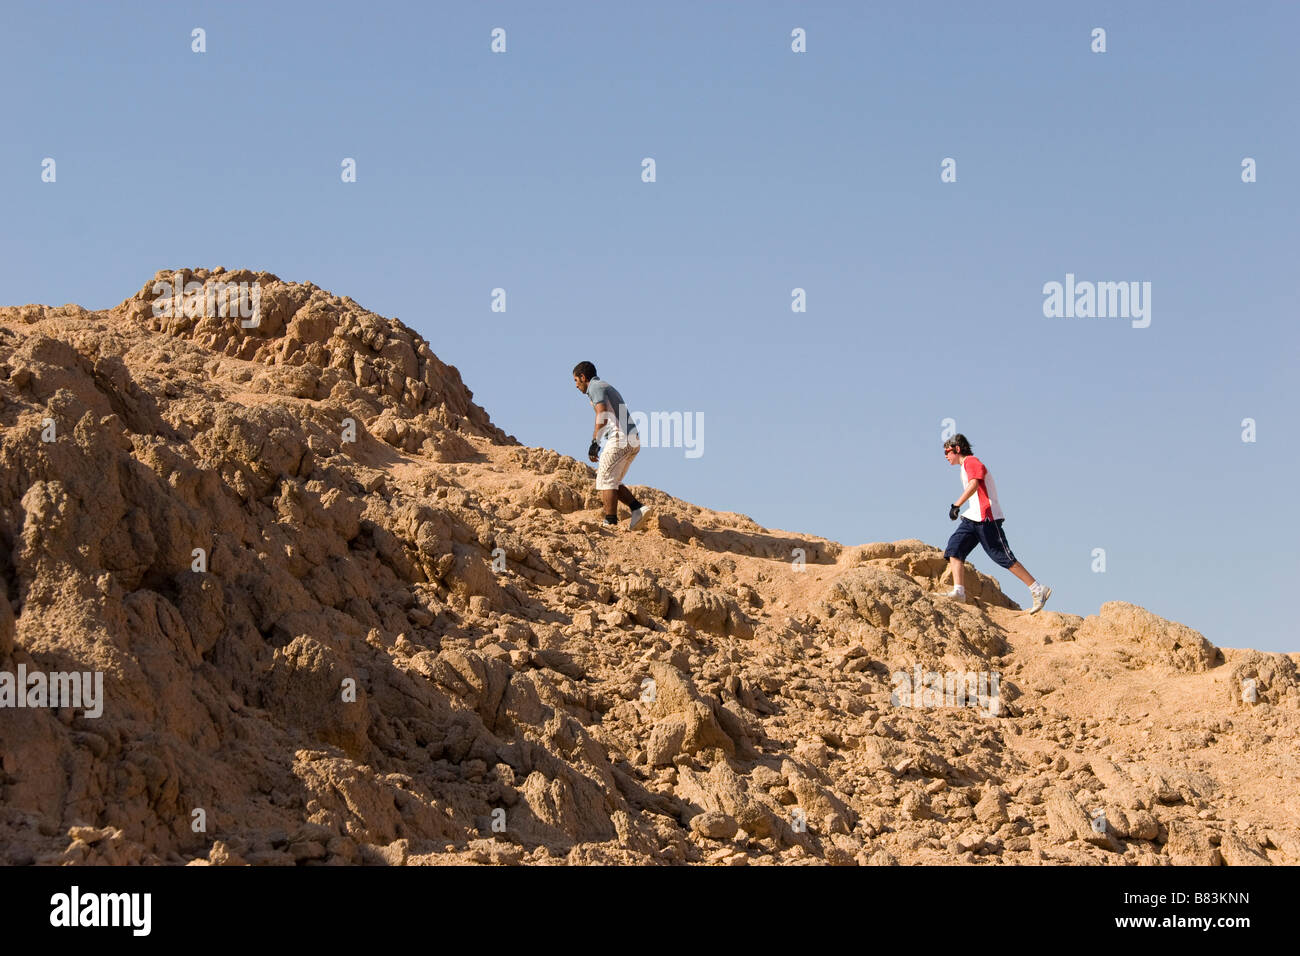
[{"x1": 940, "y1": 434, "x2": 1051, "y2": 613}]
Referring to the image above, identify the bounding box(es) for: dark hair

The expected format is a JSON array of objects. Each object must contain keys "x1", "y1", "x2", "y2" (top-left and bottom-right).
[
  {"x1": 944, "y1": 433, "x2": 972, "y2": 455},
  {"x1": 572, "y1": 361, "x2": 597, "y2": 380}
]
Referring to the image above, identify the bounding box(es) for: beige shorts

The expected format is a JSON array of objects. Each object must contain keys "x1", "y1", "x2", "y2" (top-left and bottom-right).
[{"x1": 595, "y1": 431, "x2": 640, "y2": 490}]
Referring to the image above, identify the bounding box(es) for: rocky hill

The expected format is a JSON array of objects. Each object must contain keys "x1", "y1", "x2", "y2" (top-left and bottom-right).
[{"x1": 0, "y1": 268, "x2": 1295, "y2": 866}]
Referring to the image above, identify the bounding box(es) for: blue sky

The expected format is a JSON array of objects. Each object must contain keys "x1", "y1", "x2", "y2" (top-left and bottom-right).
[{"x1": 2, "y1": 1, "x2": 1296, "y2": 651}]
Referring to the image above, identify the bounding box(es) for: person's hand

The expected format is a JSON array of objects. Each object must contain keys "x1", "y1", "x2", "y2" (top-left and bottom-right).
[
  {"x1": 588, "y1": 440, "x2": 600, "y2": 462},
  {"x1": 949, "y1": 503, "x2": 961, "y2": 520}
]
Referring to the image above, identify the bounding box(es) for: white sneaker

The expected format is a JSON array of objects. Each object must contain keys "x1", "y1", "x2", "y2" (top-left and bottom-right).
[
  {"x1": 1029, "y1": 585, "x2": 1052, "y2": 614},
  {"x1": 936, "y1": 587, "x2": 969, "y2": 603},
  {"x1": 628, "y1": 505, "x2": 650, "y2": 531}
]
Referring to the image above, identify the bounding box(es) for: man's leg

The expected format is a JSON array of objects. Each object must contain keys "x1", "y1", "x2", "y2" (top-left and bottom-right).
[
  {"x1": 940, "y1": 519, "x2": 978, "y2": 599},
  {"x1": 604, "y1": 436, "x2": 645, "y2": 527},
  {"x1": 949, "y1": 556, "x2": 966, "y2": 588},
  {"x1": 1006, "y1": 561, "x2": 1035, "y2": 587},
  {"x1": 981, "y1": 521, "x2": 1051, "y2": 612},
  {"x1": 1012, "y1": 558, "x2": 1051, "y2": 612},
  {"x1": 595, "y1": 437, "x2": 630, "y2": 524}
]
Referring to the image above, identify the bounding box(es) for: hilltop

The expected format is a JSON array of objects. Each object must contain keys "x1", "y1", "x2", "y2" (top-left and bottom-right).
[{"x1": 0, "y1": 268, "x2": 1295, "y2": 866}]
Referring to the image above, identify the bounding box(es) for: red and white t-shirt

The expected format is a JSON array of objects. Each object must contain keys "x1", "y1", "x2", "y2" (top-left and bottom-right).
[{"x1": 959, "y1": 455, "x2": 1003, "y2": 522}]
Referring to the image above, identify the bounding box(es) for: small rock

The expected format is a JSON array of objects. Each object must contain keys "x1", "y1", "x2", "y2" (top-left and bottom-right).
[
  {"x1": 974, "y1": 788, "x2": 1009, "y2": 827},
  {"x1": 1164, "y1": 820, "x2": 1222, "y2": 866},
  {"x1": 953, "y1": 828, "x2": 987, "y2": 853},
  {"x1": 1219, "y1": 833, "x2": 1270, "y2": 867},
  {"x1": 900, "y1": 791, "x2": 934, "y2": 820},
  {"x1": 690, "y1": 812, "x2": 739, "y2": 841}
]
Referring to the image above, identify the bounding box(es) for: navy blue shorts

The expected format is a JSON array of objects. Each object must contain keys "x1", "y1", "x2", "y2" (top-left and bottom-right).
[{"x1": 944, "y1": 517, "x2": 1018, "y2": 569}]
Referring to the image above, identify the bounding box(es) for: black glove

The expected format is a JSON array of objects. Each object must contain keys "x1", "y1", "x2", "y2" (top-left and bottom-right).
[
  {"x1": 588, "y1": 440, "x2": 601, "y2": 462},
  {"x1": 949, "y1": 503, "x2": 961, "y2": 520}
]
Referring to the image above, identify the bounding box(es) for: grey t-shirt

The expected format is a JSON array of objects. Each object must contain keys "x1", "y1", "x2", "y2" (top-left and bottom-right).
[{"x1": 587, "y1": 378, "x2": 637, "y2": 437}]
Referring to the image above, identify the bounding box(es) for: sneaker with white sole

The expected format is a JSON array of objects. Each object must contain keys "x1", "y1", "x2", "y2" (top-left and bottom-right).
[
  {"x1": 1029, "y1": 585, "x2": 1052, "y2": 614},
  {"x1": 935, "y1": 587, "x2": 969, "y2": 603},
  {"x1": 628, "y1": 505, "x2": 650, "y2": 531}
]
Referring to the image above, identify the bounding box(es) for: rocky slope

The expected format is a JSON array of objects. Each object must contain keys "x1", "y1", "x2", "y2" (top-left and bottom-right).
[{"x1": 0, "y1": 268, "x2": 1295, "y2": 866}]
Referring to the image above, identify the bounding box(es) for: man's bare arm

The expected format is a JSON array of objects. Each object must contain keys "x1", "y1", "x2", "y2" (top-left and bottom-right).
[
  {"x1": 954, "y1": 480, "x2": 978, "y2": 506},
  {"x1": 592, "y1": 402, "x2": 610, "y2": 441}
]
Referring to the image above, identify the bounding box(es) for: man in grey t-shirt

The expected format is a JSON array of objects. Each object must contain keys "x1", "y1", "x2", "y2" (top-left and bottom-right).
[
  {"x1": 572, "y1": 361, "x2": 649, "y2": 529},
  {"x1": 587, "y1": 379, "x2": 636, "y2": 442}
]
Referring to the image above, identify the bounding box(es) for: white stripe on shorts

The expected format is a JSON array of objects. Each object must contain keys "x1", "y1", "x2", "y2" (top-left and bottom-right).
[{"x1": 596, "y1": 431, "x2": 640, "y2": 490}]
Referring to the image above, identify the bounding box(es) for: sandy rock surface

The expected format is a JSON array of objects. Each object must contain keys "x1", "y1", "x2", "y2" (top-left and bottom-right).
[{"x1": 0, "y1": 269, "x2": 1296, "y2": 866}]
